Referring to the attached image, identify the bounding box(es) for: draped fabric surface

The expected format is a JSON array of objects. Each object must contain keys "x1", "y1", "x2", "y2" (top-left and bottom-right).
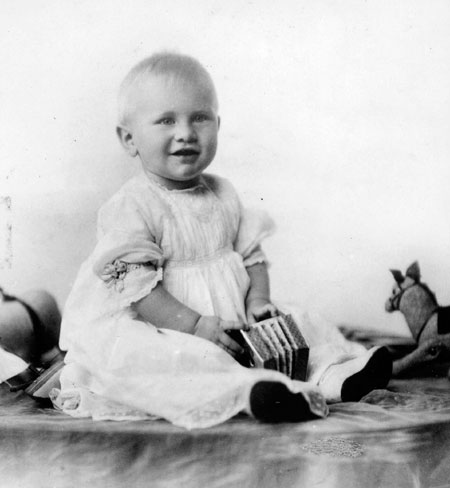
[{"x1": 1, "y1": 373, "x2": 450, "y2": 488}]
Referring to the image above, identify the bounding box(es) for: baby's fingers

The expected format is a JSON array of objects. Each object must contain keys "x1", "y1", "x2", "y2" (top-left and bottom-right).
[
  {"x1": 252, "y1": 304, "x2": 278, "y2": 323},
  {"x1": 266, "y1": 304, "x2": 278, "y2": 317},
  {"x1": 262, "y1": 303, "x2": 278, "y2": 318}
]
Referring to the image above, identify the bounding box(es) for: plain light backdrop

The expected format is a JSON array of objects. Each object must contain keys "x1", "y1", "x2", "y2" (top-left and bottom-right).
[{"x1": 1, "y1": 0, "x2": 450, "y2": 335}]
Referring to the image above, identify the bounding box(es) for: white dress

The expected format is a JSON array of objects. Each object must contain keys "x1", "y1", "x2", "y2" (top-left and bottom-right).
[{"x1": 54, "y1": 173, "x2": 361, "y2": 429}]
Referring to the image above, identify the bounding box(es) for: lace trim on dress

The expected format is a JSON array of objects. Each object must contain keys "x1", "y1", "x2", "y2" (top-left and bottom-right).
[
  {"x1": 145, "y1": 176, "x2": 206, "y2": 193},
  {"x1": 243, "y1": 249, "x2": 268, "y2": 268},
  {"x1": 172, "y1": 384, "x2": 247, "y2": 430},
  {"x1": 145, "y1": 175, "x2": 220, "y2": 222},
  {"x1": 50, "y1": 387, "x2": 157, "y2": 421},
  {"x1": 50, "y1": 383, "x2": 245, "y2": 428},
  {"x1": 117, "y1": 267, "x2": 164, "y2": 309}
]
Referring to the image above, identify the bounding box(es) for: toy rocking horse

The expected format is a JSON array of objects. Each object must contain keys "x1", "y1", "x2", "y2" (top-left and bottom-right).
[{"x1": 385, "y1": 261, "x2": 450, "y2": 376}]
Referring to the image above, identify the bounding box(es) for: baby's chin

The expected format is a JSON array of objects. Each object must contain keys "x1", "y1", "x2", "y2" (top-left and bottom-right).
[{"x1": 170, "y1": 163, "x2": 213, "y2": 184}]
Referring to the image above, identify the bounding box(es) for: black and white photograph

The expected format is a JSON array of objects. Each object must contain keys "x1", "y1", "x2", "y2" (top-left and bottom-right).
[{"x1": 1, "y1": 1, "x2": 450, "y2": 487}]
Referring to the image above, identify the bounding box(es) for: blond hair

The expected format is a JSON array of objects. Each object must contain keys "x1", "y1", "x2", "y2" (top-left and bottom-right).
[{"x1": 118, "y1": 52, "x2": 218, "y2": 125}]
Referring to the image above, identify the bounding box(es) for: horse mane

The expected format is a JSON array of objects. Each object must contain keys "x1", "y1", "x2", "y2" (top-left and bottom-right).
[{"x1": 415, "y1": 281, "x2": 438, "y2": 304}]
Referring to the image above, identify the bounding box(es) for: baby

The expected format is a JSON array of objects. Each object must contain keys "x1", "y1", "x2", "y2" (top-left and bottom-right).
[{"x1": 53, "y1": 52, "x2": 391, "y2": 429}]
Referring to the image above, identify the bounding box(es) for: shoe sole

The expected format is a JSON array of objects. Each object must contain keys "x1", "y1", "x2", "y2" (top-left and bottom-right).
[{"x1": 341, "y1": 347, "x2": 392, "y2": 402}]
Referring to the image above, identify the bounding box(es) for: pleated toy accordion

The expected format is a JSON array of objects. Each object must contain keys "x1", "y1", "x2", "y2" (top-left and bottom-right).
[{"x1": 234, "y1": 313, "x2": 309, "y2": 381}]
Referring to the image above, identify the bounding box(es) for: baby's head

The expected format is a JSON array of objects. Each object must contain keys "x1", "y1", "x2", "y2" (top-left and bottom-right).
[{"x1": 117, "y1": 52, "x2": 220, "y2": 190}]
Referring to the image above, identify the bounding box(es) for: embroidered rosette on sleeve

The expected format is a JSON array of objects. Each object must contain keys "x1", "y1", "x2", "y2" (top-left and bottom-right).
[{"x1": 100, "y1": 260, "x2": 155, "y2": 293}]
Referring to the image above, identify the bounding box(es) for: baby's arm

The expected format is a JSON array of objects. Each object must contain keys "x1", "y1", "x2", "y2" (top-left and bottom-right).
[
  {"x1": 134, "y1": 284, "x2": 245, "y2": 357},
  {"x1": 245, "y1": 262, "x2": 278, "y2": 324}
]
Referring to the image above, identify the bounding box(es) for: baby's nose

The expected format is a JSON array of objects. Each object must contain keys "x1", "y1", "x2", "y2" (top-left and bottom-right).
[{"x1": 175, "y1": 122, "x2": 197, "y2": 142}]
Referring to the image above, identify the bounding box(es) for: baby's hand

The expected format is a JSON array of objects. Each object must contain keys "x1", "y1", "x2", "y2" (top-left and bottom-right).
[
  {"x1": 246, "y1": 298, "x2": 278, "y2": 325},
  {"x1": 194, "y1": 316, "x2": 245, "y2": 358}
]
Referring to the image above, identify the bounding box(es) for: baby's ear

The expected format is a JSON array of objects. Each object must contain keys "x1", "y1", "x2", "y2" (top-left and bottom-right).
[
  {"x1": 405, "y1": 261, "x2": 421, "y2": 282},
  {"x1": 116, "y1": 125, "x2": 138, "y2": 157}
]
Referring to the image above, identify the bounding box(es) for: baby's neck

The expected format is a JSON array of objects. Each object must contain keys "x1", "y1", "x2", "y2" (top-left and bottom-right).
[{"x1": 144, "y1": 172, "x2": 202, "y2": 190}]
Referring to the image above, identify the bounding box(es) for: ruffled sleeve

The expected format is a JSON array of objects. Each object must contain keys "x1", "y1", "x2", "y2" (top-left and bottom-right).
[
  {"x1": 90, "y1": 192, "x2": 164, "y2": 307},
  {"x1": 234, "y1": 207, "x2": 275, "y2": 267}
]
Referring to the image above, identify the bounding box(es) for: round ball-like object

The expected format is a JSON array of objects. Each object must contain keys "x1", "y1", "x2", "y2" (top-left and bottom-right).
[{"x1": 0, "y1": 289, "x2": 61, "y2": 363}]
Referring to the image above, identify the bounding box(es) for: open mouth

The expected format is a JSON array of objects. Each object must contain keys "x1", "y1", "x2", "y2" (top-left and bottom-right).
[{"x1": 171, "y1": 148, "x2": 200, "y2": 157}]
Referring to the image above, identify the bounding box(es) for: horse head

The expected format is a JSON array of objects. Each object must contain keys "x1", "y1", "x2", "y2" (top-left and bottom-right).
[
  {"x1": 385, "y1": 261, "x2": 421, "y2": 312},
  {"x1": 385, "y1": 261, "x2": 439, "y2": 342}
]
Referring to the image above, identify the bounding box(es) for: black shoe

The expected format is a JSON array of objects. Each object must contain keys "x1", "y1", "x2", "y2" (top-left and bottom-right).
[
  {"x1": 250, "y1": 381, "x2": 322, "y2": 423},
  {"x1": 341, "y1": 347, "x2": 392, "y2": 402}
]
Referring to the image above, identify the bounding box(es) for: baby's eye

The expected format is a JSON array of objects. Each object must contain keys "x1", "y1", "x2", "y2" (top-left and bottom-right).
[
  {"x1": 158, "y1": 118, "x2": 175, "y2": 125},
  {"x1": 193, "y1": 114, "x2": 209, "y2": 123}
]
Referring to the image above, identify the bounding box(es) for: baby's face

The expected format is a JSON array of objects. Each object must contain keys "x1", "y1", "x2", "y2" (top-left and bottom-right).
[{"x1": 124, "y1": 75, "x2": 219, "y2": 189}]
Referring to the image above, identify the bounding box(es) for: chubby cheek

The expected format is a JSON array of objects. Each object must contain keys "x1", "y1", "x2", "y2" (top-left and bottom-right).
[
  {"x1": 160, "y1": 132, "x2": 174, "y2": 151},
  {"x1": 203, "y1": 131, "x2": 218, "y2": 158},
  {"x1": 135, "y1": 127, "x2": 168, "y2": 153},
  {"x1": 207, "y1": 139, "x2": 218, "y2": 160}
]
